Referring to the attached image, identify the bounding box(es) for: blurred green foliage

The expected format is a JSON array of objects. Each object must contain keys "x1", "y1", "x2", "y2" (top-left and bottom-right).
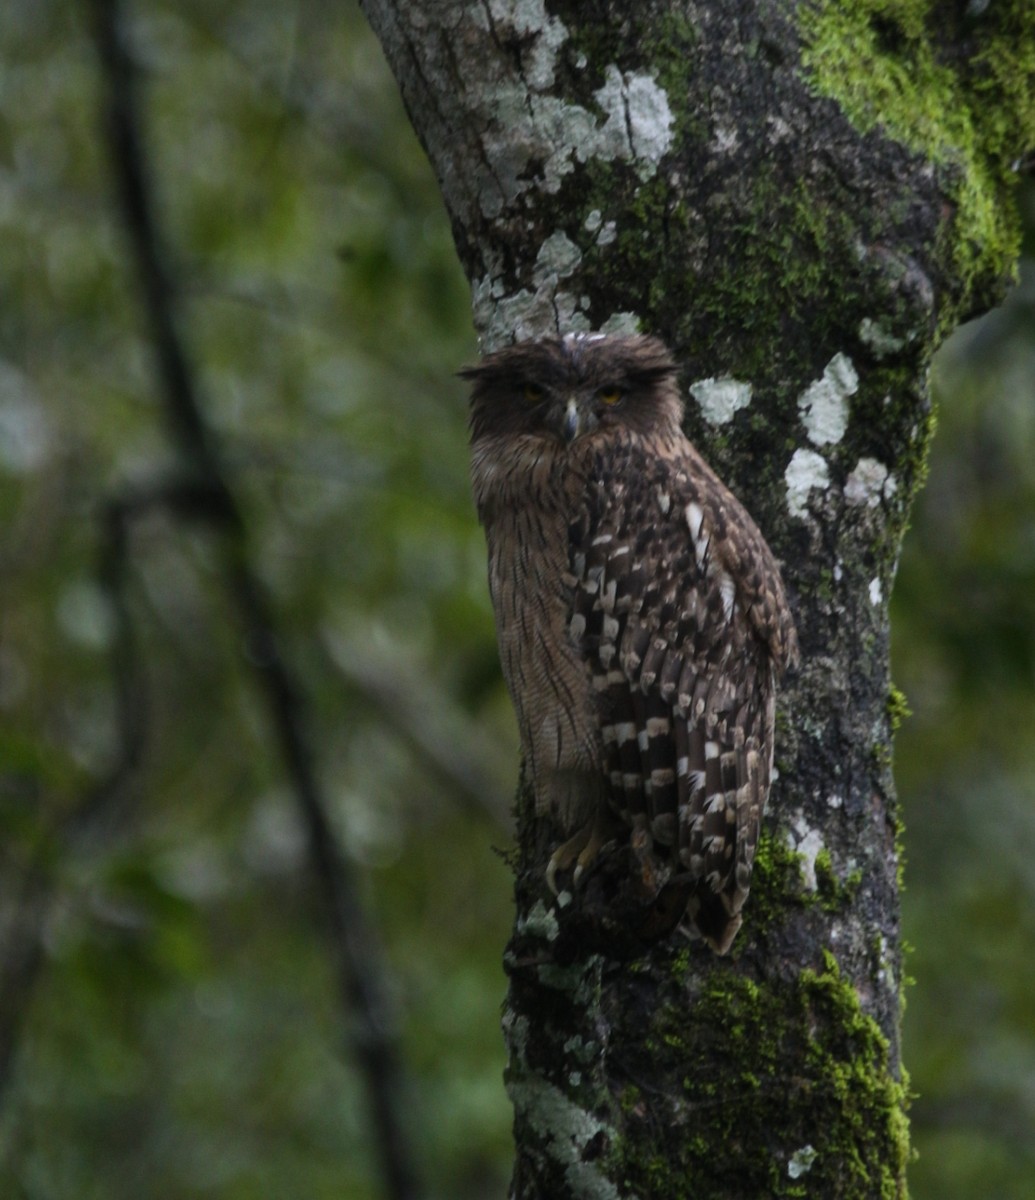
[
  {"x1": 0, "y1": 1, "x2": 1031, "y2": 1197},
  {"x1": 893, "y1": 199, "x2": 1035, "y2": 1199}
]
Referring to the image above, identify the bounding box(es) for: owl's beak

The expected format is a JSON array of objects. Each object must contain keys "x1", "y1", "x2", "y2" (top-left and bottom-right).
[{"x1": 561, "y1": 397, "x2": 580, "y2": 443}]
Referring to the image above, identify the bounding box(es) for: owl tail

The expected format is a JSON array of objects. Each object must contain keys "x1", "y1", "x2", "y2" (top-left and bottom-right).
[{"x1": 685, "y1": 889, "x2": 743, "y2": 956}]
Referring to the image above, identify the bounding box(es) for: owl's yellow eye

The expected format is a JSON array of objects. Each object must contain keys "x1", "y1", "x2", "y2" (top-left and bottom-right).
[
  {"x1": 597, "y1": 387, "x2": 623, "y2": 406},
  {"x1": 524, "y1": 383, "x2": 545, "y2": 404}
]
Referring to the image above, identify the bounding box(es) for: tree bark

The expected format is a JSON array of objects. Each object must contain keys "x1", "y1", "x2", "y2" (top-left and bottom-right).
[{"x1": 360, "y1": 1, "x2": 1035, "y2": 1195}]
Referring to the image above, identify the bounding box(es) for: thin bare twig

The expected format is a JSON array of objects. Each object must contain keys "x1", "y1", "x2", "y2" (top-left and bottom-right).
[
  {"x1": 0, "y1": 490, "x2": 148, "y2": 1110},
  {"x1": 0, "y1": 867, "x2": 50, "y2": 1110},
  {"x1": 88, "y1": 4, "x2": 423, "y2": 1197},
  {"x1": 323, "y1": 626, "x2": 512, "y2": 827}
]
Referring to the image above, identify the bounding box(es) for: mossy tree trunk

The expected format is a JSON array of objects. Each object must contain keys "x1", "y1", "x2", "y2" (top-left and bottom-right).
[{"x1": 360, "y1": 1, "x2": 1034, "y2": 1195}]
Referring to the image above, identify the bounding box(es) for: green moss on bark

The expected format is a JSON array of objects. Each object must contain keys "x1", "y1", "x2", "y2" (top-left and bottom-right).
[
  {"x1": 815, "y1": 847, "x2": 864, "y2": 912},
  {"x1": 609, "y1": 954, "x2": 911, "y2": 1199},
  {"x1": 886, "y1": 684, "x2": 911, "y2": 734},
  {"x1": 739, "y1": 825, "x2": 806, "y2": 937},
  {"x1": 798, "y1": 0, "x2": 1035, "y2": 323},
  {"x1": 674, "y1": 166, "x2": 868, "y2": 386}
]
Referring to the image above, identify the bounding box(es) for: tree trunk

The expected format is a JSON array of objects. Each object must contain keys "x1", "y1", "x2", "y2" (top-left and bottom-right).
[{"x1": 360, "y1": 1, "x2": 1034, "y2": 1195}]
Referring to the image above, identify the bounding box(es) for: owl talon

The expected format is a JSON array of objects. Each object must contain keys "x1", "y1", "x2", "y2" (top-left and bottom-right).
[
  {"x1": 546, "y1": 823, "x2": 592, "y2": 895},
  {"x1": 546, "y1": 857, "x2": 562, "y2": 896},
  {"x1": 547, "y1": 808, "x2": 619, "y2": 893}
]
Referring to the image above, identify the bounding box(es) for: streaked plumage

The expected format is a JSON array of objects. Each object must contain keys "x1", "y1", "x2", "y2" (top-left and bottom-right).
[{"x1": 463, "y1": 333, "x2": 797, "y2": 954}]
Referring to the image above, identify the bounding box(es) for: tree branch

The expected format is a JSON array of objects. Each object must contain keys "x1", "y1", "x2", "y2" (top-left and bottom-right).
[
  {"x1": 88, "y1": 3, "x2": 424, "y2": 1197},
  {"x1": 0, "y1": 490, "x2": 147, "y2": 1109},
  {"x1": 322, "y1": 627, "x2": 512, "y2": 828},
  {"x1": 360, "y1": 2, "x2": 1035, "y2": 1195}
]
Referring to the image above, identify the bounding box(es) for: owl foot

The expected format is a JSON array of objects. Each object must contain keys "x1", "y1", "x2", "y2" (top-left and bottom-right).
[{"x1": 546, "y1": 808, "x2": 620, "y2": 894}]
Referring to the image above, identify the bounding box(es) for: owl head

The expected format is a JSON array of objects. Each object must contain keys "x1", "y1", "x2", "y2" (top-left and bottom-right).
[{"x1": 461, "y1": 333, "x2": 683, "y2": 446}]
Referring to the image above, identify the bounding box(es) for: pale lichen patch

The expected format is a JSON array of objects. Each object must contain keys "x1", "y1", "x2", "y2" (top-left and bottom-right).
[
  {"x1": 799, "y1": 352, "x2": 858, "y2": 446},
  {"x1": 537, "y1": 955, "x2": 604, "y2": 1000},
  {"x1": 876, "y1": 934, "x2": 897, "y2": 994},
  {"x1": 712, "y1": 121, "x2": 740, "y2": 154},
  {"x1": 502, "y1": 1009, "x2": 531, "y2": 1064},
  {"x1": 474, "y1": 233, "x2": 591, "y2": 346},
  {"x1": 869, "y1": 577, "x2": 883, "y2": 606},
  {"x1": 520, "y1": 898, "x2": 560, "y2": 941},
  {"x1": 599, "y1": 311, "x2": 640, "y2": 335},
  {"x1": 507, "y1": 1078, "x2": 621, "y2": 1200},
  {"x1": 474, "y1": 58, "x2": 674, "y2": 222},
  {"x1": 785, "y1": 448, "x2": 830, "y2": 519},
  {"x1": 470, "y1": 56, "x2": 675, "y2": 341},
  {"x1": 532, "y1": 231, "x2": 583, "y2": 285},
  {"x1": 688, "y1": 376, "x2": 753, "y2": 426},
  {"x1": 845, "y1": 457, "x2": 897, "y2": 508},
  {"x1": 471, "y1": 0, "x2": 569, "y2": 90},
  {"x1": 593, "y1": 66, "x2": 675, "y2": 176},
  {"x1": 562, "y1": 1034, "x2": 595, "y2": 1060},
  {"x1": 465, "y1": 6, "x2": 675, "y2": 340},
  {"x1": 788, "y1": 1144, "x2": 819, "y2": 1179},
  {"x1": 787, "y1": 814, "x2": 825, "y2": 892},
  {"x1": 473, "y1": 287, "x2": 541, "y2": 347},
  {"x1": 553, "y1": 293, "x2": 593, "y2": 334},
  {"x1": 858, "y1": 316, "x2": 907, "y2": 360}
]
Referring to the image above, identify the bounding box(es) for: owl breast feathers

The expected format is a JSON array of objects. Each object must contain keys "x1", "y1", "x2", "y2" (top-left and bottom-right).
[{"x1": 463, "y1": 333, "x2": 797, "y2": 955}]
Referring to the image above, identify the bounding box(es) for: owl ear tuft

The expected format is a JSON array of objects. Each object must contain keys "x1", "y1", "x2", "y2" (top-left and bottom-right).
[
  {"x1": 626, "y1": 363, "x2": 679, "y2": 388},
  {"x1": 616, "y1": 335, "x2": 679, "y2": 386},
  {"x1": 459, "y1": 342, "x2": 534, "y2": 382},
  {"x1": 457, "y1": 361, "x2": 509, "y2": 402},
  {"x1": 458, "y1": 339, "x2": 563, "y2": 391}
]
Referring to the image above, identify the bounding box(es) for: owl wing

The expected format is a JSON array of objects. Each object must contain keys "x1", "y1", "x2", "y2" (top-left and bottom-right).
[{"x1": 568, "y1": 438, "x2": 793, "y2": 952}]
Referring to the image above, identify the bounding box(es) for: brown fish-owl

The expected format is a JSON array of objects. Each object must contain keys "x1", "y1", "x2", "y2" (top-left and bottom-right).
[{"x1": 463, "y1": 333, "x2": 797, "y2": 954}]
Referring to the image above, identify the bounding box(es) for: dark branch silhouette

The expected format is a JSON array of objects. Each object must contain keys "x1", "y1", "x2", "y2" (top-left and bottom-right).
[
  {"x1": 0, "y1": 491, "x2": 148, "y2": 1109},
  {"x1": 86, "y1": 3, "x2": 424, "y2": 1198}
]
